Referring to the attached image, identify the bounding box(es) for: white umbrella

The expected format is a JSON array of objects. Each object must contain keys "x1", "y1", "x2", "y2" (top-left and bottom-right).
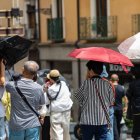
[{"x1": 118, "y1": 32, "x2": 140, "y2": 59}]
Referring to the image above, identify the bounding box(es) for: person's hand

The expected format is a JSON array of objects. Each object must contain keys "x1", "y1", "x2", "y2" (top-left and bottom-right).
[
  {"x1": 86, "y1": 71, "x2": 91, "y2": 79},
  {"x1": 43, "y1": 81, "x2": 52, "y2": 92},
  {"x1": 39, "y1": 117, "x2": 44, "y2": 125},
  {"x1": 123, "y1": 107, "x2": 127, "y2": 113},
  {"x1": 0, "y1": 77, "x2": 5, "y2": 86}
]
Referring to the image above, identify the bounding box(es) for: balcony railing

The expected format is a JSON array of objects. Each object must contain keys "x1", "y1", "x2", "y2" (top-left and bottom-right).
[
  {"x1": 47, "y1": 18, "x2": 64, "y2": 42},
  {"x1": 80, "y1": 16, "x2": 117, "y2": 42},
  {"x1": 0, "y1": 27, "x2": 24, "y2": 37},
  {"x1": 132, "y1": 14, "x2": 140, "y2": 35}
]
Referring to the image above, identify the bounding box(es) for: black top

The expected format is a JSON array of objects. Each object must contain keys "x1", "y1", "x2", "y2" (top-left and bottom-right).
[
  {"x1": 114, "y1": 84, "x2": 125, "y2": 111},
  {"x1": 127, "y1": 79, "x2": 140, "y2": 114}
]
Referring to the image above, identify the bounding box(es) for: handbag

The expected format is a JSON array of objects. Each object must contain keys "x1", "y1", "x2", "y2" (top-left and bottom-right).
[
  {"x1": 74, "y1": 124, "x2": 82, "y2": 140},
  {"x1": 74, "y1": 107, "x2": 82, "y2": 140}
]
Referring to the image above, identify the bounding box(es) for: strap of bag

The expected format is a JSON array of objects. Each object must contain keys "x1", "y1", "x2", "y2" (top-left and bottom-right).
[
  {"x1": 47, "y1": 82, "x2": 62, "y2": 101},
  {"x1": 93, "y1": 80, "x2": 111, "y2": 128},
  {"x1": 14, "y1": 81, "x2": 40, "y2": 118}
]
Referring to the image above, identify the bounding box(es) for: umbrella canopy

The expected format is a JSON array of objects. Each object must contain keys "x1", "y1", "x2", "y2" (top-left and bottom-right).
[
  {"x1": 37, "y1": 69, "x2": 50, "y2": 78},
  {"x1": 118, "y1": 32, "x2": 140, "y2": 59},
  {"x1": 68, "y1": 47, "x2": 133, "y2": 72},
  {"x1": 0, "y1": 35, "x2": 33, "y2": 69}
]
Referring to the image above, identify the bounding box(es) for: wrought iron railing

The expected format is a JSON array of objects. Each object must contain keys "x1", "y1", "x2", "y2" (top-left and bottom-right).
[
  {"x1": 132, "y1": 14, "x2": 140, "y2": 35},
  {"x1": 47, "y1": 18, "x2": 64, "y2": 41},
  {"x1": 80, "y1": 16, "x2": 117, "y2": 42}
]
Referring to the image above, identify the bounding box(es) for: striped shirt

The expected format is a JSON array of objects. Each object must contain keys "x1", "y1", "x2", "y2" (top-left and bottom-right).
[{"x1": 74, "y1": 76, "x2": 114, "y2": 125}]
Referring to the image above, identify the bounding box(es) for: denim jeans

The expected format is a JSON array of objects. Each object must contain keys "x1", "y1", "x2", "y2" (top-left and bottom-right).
[
  {"x1": 113, "y1": 110, "x2": 123, "y2": 140},
  {"x1": 80, "y1": 124, "x2": 108, "y2": 140},
  {"x1": 9, "y1": 126, "x2": 40, "y2": 140},
  {"x1": 0, "y1": 117, "x2": 6, "y2": 140},
  {"x1": 106, "y1": 107, "x2": 114, "y2": 140},
  {"x1": 5, "y1": 120, "x2": 9, "y2": 138}
]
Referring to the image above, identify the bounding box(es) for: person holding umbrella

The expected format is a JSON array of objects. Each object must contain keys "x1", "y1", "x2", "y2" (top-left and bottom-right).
[{"x1": 74, "y1": 60, "x2": 114, "y2": 140}]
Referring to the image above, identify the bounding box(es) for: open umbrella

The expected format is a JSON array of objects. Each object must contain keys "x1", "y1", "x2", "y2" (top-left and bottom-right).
[
  {"x1": 68, "y1": 47, "x2": 133, "y2": 72},
  {"x1": 118, "y1": 32, "x2": 140, "y2": 59},
  {"x1": 0, "y1": 35, "x2": 33, "y2": 69}
]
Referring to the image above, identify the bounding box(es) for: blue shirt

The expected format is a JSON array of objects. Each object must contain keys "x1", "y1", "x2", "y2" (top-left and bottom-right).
[
  {"x1": 6, "y1": 78, "x2": 45, "y2": 130},
  {"x1": 114, "y1": 84, "x2": 125, "y2": 111}
]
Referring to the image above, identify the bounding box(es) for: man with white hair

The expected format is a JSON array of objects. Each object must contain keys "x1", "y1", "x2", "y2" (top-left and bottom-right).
[{"x1": 5, "y1": 61, "x2": 46, "y2": 140}]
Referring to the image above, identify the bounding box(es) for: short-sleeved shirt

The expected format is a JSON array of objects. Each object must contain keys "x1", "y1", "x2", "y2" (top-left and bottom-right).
[
  {"x1": 114, "y1": 84, "x2": 125, "y2": 111},
  {"x1": 5, "y1": 78, "x2": 45, "y2": 130}
]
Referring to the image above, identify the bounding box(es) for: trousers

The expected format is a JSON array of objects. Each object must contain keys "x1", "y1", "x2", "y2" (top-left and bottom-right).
[{"x1": 50, "y1": 110, "x2": 71, "y2": 140}]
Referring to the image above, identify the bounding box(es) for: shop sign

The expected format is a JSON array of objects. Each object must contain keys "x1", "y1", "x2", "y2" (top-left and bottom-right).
[{"x1": 109, "y1": 64, "x2": 131, "y2": 72}]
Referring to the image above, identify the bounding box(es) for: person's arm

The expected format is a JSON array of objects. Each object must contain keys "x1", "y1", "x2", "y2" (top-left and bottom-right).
[
  {"x1": 123, "y1": 95, "x2": 128, "y2": 113},
  {"x1": 74, "y1": 81, "x2": 86, "y2": 105},
  {"x1": 38, "y1": 88, "x2": 47, "y2": 124}
]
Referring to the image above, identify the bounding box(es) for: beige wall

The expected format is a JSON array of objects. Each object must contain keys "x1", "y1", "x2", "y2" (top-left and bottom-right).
[
  {"x1": 0, "y1": 0, "x2": 12, "y2": 10},
  {"x1": 64, "y1": 0, "x2": 77, "y2": 42},
  {"x1": 110, "y1": 0, "x2": 140, "y2": 42},
  {"x1": 80, "y1": 0, "x2": 90, "y2": 17},
  {"x1": 39, "y1": 0, "x2": 78, "y2": 43},
  {"x1": 40, "y1": 0, "x2": 140, "y2": 43},
  {"x1": 39, "y1": 0, "x2": 51, "y2": 43}
]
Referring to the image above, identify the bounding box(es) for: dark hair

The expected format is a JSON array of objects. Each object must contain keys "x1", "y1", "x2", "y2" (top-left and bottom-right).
[
  {"x1": 86, "y1": 60, "x2": 103, "y2": 75},
  {"x1": 131, "y1": 64, "x2": 140, "y2": 79},
  {"x1": 50, "y1": 76, "x2": 60, "y2": 84}
]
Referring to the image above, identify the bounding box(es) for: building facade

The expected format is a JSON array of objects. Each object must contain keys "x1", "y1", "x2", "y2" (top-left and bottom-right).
[{"x1": 38, "y1": 0, "x2": 140, "y2": 90}]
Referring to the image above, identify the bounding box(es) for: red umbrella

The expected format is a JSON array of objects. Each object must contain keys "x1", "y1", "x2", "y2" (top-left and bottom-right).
[{"x1": 68, "y1": 47, "x2": 133, "y2": 72}]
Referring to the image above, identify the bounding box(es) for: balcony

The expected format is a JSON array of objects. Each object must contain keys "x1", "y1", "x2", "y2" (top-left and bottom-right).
[
  {"x1": 132, "y1": 14, "x2": 140, "y2": 35},
  {"x1": 0, "y1": 27, "x2": 24, "y2": 37},
  {"x1": 47, "y1": 18, "x2": 65, "y2": 42},
  {"x1": 80, "y1": 16, "x2": 117, "y2": 43}
]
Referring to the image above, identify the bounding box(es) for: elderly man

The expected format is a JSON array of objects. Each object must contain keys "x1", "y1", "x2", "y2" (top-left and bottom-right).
[{"x1": 5, "y1": 61, "x2": 46, "y2": 140}]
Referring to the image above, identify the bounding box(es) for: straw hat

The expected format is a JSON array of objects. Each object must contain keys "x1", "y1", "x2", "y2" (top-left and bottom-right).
[{"x1": 47, "y1": 69, "x2": 60, "y2": 80}]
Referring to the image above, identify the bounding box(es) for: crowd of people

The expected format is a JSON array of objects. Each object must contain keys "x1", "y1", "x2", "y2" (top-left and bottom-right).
[{"x1": 0, "y1": 60, "x2": 140, "y2": 140}]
